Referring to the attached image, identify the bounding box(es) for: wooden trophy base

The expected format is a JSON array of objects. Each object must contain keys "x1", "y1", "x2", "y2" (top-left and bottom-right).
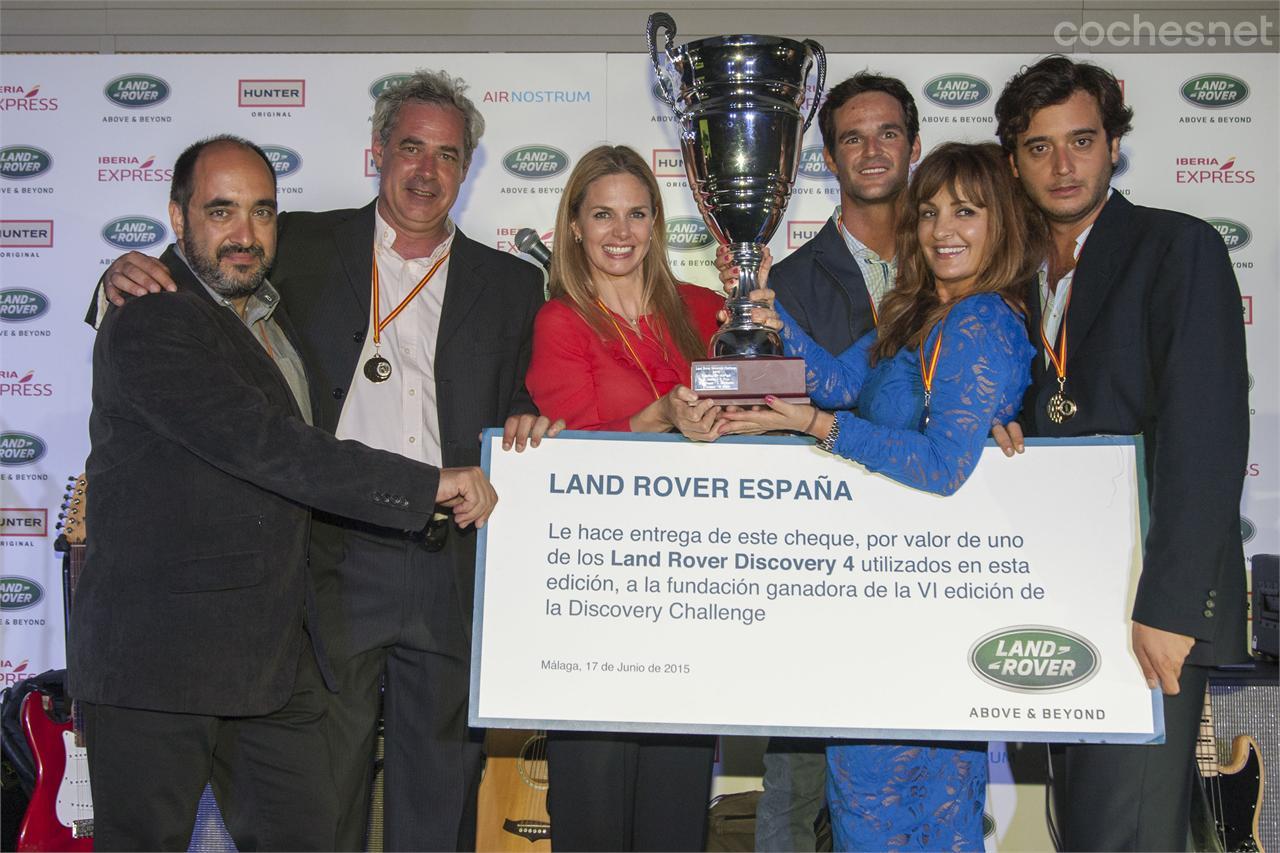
[{"x1": 690, "y1": 356, "x2": 809, "y2": 407}]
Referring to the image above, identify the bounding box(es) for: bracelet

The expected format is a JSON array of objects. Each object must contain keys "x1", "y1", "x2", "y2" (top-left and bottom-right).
[
  {"x1": 803, "y1": 407, "x2": 820, "y2": 436},
  {"x1": 817, "y1": 414, "x2": 841, "y2": 453}
]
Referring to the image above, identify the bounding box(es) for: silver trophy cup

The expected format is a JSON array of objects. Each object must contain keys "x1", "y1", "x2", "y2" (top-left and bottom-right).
[{"x1": 647, "y1": 11, "x2": 825, "y2": 366}]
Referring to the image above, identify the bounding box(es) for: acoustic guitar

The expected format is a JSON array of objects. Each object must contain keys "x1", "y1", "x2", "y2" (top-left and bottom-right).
[
  {"x1": 15, "y1": 475, "x2": 94, "y2": 852},
  {"x1": 476, "y1": 728, "x2": 551, "y2": 849}
]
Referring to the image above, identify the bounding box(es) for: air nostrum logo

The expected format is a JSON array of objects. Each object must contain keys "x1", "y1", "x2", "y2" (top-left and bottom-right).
[
  {"x1": 969, "y1": 626, "x2": 1099, "y2": 693},
  {"x1": 262, "y1": 145, "x2": 302, "y2": 178},
  {"x1": 1181, "y1": 74, "x2": 1249, "y2": 109},
  {"x1": 797, "y1": 145, "x2": 832, "y2": 180},
  {"x1": 1206, "y1": 219, "x2": 1251, "y2": 252},
  {"x1": 0, "y1": 432, "x2": 46, "y2": 466},
  {"x1": 0, "y1": 146, "x2": 52, "y2": 180},
  {"x1": 922, "y1": 74, "x2": 991, "y2": 108},
  {"x1": 0, "y1": 289, "x2": 50, "y2": 322},
  {"x1": 502, "y1": 145, "x2": 569, "y2": 179},
  {"x1": 104, "y1": 74, "x2": 170, "y2": 108},
  {"x1": 665, "y1": 216, "x2": 714, "y2": 252},
  {"x1": 102, "y1": 216, "x2": 165, "y2": 250},
  {"x1": 0, "y1": 577, "x2": 43, "y2": 611}
]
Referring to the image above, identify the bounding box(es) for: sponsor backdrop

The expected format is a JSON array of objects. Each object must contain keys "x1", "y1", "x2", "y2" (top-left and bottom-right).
[{"x1": 0, "y1": 52, "x2": 1274, "y2": 848}]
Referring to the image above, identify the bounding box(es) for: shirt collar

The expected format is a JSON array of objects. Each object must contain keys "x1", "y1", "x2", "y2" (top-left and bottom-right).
[
  {"x1": 173, "y1": 242, "x2": 281, "y2": 324},
  {"x1": 374, "y1": 206, "x2": 455, "y2": 265},
  {"x1": 833, "y1": 206, "x2": 890, "y2": 263}
]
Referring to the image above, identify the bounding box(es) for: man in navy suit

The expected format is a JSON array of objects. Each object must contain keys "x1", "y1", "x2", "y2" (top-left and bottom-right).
[{"x1": 994, "y1": 56, "x2": 1249, "y2": 850}]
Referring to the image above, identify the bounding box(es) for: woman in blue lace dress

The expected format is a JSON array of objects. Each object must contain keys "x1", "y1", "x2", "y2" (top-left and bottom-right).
[{"x1": 720, "y1": 142, "x2": 1046, "y2": 850}]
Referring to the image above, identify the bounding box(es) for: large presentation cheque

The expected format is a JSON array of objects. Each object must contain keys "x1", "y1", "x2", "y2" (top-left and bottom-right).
[{"x1": 471, "y1": 431, "x2": 1163, "y2": 744}]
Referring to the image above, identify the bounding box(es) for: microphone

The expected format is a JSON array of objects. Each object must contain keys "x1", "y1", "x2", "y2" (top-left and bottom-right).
[{"x1": 515, "y1": 228, "x2": 552, "y2": 271}]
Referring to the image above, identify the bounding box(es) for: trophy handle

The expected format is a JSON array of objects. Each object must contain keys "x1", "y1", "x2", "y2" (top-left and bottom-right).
[
  {"x1": 646, "y1": 12, "x2": 680, "y2": 113},
  {"x1": 801, "y1": 39, "x2": 827, "y2": 132}
]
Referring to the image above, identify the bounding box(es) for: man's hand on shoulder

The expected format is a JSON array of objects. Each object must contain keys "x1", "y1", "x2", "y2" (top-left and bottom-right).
[
  {"x1": 105, "y1": 251, "x2": 177, "y2": 305},
  {"x1": 1132, "y1": 621, "x2": 1196, "y2": 695},
  {"x1": 436, "y1": 467, "x2": 498, "y2": 529}
]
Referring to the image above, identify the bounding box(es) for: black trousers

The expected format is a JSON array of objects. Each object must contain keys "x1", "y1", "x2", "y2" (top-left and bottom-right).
[
  {"x1": 315, "y1": 527, "x2": 483, "y2": 852},
  {"x1": 81, "y1": 643, "x2": 334, "y2": 852},
  {"x1": 1055, "y1": 664, "x2": 1209, "y2": 851},
  {"x1": 546, "y1": 730, "x2": 716, "y2": 852}
]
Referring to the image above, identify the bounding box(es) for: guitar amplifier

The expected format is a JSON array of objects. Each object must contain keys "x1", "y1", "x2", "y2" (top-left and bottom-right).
[
  {"x1": 1251, "y1": 553, "x2": 1278, "y2": 658},
  {"x1": 1207, "y1": 663, "x2": 1278, "y2": 853}
]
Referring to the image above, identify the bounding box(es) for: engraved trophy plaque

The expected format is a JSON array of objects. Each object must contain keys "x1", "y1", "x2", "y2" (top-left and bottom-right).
[{"x1": 647, "y1": 12, "x2": 826, "y2": 405}]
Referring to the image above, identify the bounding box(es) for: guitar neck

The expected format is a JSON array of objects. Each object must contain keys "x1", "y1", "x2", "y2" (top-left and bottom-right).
[{"x1": 1197, "y1": 684, "x2": 1221, "y2": 778}]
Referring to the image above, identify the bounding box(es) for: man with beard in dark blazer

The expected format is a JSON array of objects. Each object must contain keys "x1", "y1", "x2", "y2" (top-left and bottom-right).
[
  {"x1": 99, "y1": 72, "x2": 553, "y2": 851},
  {"x1": 74, "y1": 135, "x2": 498, "y2": 851},
  {"x1": 993, "y1": 56, "x2": 1249, "y2": 850}
]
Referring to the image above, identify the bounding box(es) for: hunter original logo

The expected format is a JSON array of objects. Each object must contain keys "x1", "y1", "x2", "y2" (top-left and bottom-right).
[
  {"x1": 0, "y1": 84, "x2": 58, "y2": 112},
  {"x1": 1176, "y1": 156, "x2": 1256, "y2": 185},
  {"x1": 1241, "y1": 516, "x2": 1256, "y2": 544},
  {"x1": 788, "y1": 220, "x2": 823, "y2": 249},
  {"x1": 238, "y1": 79, "x2": 306, "y2": 108},
  {"x1": 262, "y1": 145, "x2": 302, "y2": 178},
  {"x1": 1207, "y1": 218, "x2": 1251, "y2": 252},
  {"x1": 1181, "y1": 74, "x2": 1249, "y2": 109},
  {"x1": 102, "y1": 215, "x2": 165, "y2": 250},
  {"x1": 0, "y1": 220, "x2": 53, "y2": 248},
  {"x1": 104, "y1": 74, "x2": 170, "y2": 108},
  {"x1": 665, "y1": 216, "x2": 714, "y2": 252},
  {"x1": 797, "y1": 145, "x2": 833, "y2": 180},
  {"x1": 503, "y1": 145, "x2": 569, "y2": 179},
  {"x1": 0, "y1": 510, "x2": 47, "y2": 539},
  {"x1": 0, "y1": 577, "x2": 44, "y2": 610},
  {"x1": 0, "y1": 289, "x2": 49, "y2": 322},
  {"x1": 922, "y1": 74, "x2": 991, "y2": 108},
  {"x1": 0, "y1": 370, "x2": 53, "y2": 398},
  {"x1": 97, "y1": 153, "x2": 172, "y2": 183},
  {"x1": 369, "y1": 74, "x2": 411, "y2": 99},
  {"x1": 0, "y1": 146, "x2": 52, "y2": 180},
  {"x1": 652, "y1": 149, "x2": 685, "y2": 178},
  {"x1": 0, "y1": 432, "x2": 46, "y2": 466},
  {"x1": 969, "y1": 626, "x2": 1099, "y2": 693}
]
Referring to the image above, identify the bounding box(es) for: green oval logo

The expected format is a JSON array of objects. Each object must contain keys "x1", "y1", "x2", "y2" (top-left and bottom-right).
[
  {"x1": 0, "y1": 577, "x2": 44, "y2": 611},
  {"x1": 797, "y1": 145, "x2": 833, "y2": 180},
  {"x1": 665, "y1": 216, "x2": 715, "y2": 252},
  {"x1": 0, "y1": 432, "x2": 46, "y2": 466},
  {"x1": 102, "y1": 216, "x2": 165, "y2": 250},
  {"x1": 0, "y1": 145, "x2": 52, "y2": 180},
  {"x1": 502, "y1": 145, "x2": 569, "y2": 180},
  {"x1": 969, "y1": 626, "x2": 1099, "y2": 693},
  {"x1": 923, "y1": 74, "x2": 991, "y2": 109},
  {"x1": 1241, "y1": 516, "x2": 1256, "y2": 544},
  {"x1": 1181, "y1": 74, "x2": 1249, "y2": 109},
  {"x1": 982, "y1": 812, "x2": 996, "y2": 838},
  {"x1": 0, "y1": 288, "x2": 50, "y2": 322},
  {"x1": 104, "y1": 74, "x2": 170, "y2": 109},
  {"x1": 1207, "y1": 218, "x2": 1251, "y2": 253},
  {"x1": 261, "y1": 145, "x2": 303, "y2": 178},
  {"x1": 369, "y1": 74, "x2": 412, "y2": 100}
]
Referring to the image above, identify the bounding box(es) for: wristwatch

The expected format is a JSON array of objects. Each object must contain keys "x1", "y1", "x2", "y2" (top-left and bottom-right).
[{"x1": 817, "y1": 414, "x2": 840, "y2": 453}]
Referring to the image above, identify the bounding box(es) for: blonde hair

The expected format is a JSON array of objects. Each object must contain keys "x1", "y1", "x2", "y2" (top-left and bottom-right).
[{"x1": 548, "y1": 145, "x2": 705, "y2": 363}]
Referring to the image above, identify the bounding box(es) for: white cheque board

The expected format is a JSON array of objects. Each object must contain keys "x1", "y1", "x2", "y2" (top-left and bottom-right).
[{"x1": 471, "y1": 431, "x2": 1163, "y2": 744}]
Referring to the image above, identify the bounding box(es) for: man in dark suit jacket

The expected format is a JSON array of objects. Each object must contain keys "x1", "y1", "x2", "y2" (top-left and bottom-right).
[
  {"x1": 100, "y1": 73, "x2": 549, "y2": 851},
  {"x1": 995, "y1": 57, "x2": 1249, "y2": 850},
  {"x1": 72, "y1": 137, "x2": 496, "y2": 851}
]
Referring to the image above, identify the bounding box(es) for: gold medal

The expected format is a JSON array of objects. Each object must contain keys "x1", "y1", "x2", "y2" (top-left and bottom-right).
[
  {"x1": 1040, "y1": 291, "x2": 1078, "y2": 426},
  {"x1": 1047, "y1": 383, "x2": 1077, "y2": 424},
  {"x1": 364, "y1": 354, "x2": 392, "y2": 383}
]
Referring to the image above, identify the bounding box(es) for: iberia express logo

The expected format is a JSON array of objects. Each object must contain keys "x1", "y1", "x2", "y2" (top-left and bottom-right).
[
  {"x1": 1175, "y1": 155, "x2": 1256, "y2": 185},
  {"x1": 0, "y1": 369, "x2": 53, "y2": 398},
  {"x1": 97, "y1": 154, "x2": 172, "y2": 183},
  {"x1": 969, "y1": 626, "x2": 1099, "y2": 693},
  {"x1": 0, "y1": 84, "x2": 58, "y2": 112}
]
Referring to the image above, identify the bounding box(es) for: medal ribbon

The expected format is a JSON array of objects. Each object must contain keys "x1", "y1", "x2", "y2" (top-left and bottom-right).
[
  {"x1": 1039, "y1": 287, "x2": 1073, "y2": 393},
  {"x1": 370, "y1": 248, "x2": 451, "y2": 349},
  {"x1": 596, "y1": 299, "x2": 662, "y2": 402},
  {"x1": 916, "y1": 326, "x2": 944, "y2": 430}
]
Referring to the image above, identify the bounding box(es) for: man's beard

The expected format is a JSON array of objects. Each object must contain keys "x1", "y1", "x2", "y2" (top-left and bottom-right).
[{"x1": 183, "y1": 233, "x2": 272, "y2": 300}]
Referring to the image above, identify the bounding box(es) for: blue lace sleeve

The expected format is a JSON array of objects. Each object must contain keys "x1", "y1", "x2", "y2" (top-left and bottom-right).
[
  {"x1": 776, "y1": 301, "x2": 876, "y2": 410},
  {"x1": 828, "y1": 294, "x2": 1034, "y2": 496}
]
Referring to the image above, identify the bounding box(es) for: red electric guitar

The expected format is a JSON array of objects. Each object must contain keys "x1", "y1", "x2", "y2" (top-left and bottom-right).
[{"x1": 15, "y1": 475, "x2": 94, "y2": 852}]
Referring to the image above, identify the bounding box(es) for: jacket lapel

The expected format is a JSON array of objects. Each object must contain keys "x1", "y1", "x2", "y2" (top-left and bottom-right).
[
  {"x1": 1065, "y1": 192, "x2": 1133, "y2": 366},
  {"x1": 811, "y1": 219, "x2": 872, "y2": 311},
  {"x1": 435, "y1": 228, "x2": 487, "y2": 356},
  {"x1": 333, "y1": 201, "x2": 377, "y2": 320}
]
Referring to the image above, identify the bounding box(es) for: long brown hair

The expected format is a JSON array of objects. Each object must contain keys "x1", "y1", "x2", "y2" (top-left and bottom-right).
[
  {"x1": 872, "y1": 141, "x2": 1046, "y2": 362},
  {"x1": 548, "y1": 145, "x2": 705, "y2": 363}
]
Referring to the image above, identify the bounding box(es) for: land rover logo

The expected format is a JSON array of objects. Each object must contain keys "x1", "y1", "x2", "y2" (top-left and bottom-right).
[
  {"x1": 0, "y1": 432, "x2": 46, "y2": 466},
  {"x1": 1207, "y1": 219, "x2": 1251, "y2": 253},
  {"x1": 1241, "y1": 516, "x2": 1256, "y2": 544},
  {"x1": 369, "y1": 74, "x2": 412, "y2": 99},
  {"x1": 503, "y1": 145, "x2": 569, "y2": 179},
  {"x1": 1113, "y1": 150, "x2": 1130, "y2": 178},
  {"x1": 922, "y1": 74, "x2": 991, "y2": 108},
  {"x1": 0, "y1": 145, "x2": 52, "y2": 180},
  {"x1": 0, "y1": 577, "x2": 43, "y2": 611},
  {"x1": 261, "y1": 145, "x2": 302, "y2": 178},
  {"x1": 982, "y1": 812, "x2": 996, "y2": 838},
  {"x1": 104, "y1": 74, "x2": 170, "y2": 108},
  {"x1": 666, "y1": 216, "x2": 714, "y2": 252},
  {"x1": 797, "y1": 145, "x2": 833, "y2": 180},
  {"x1": 0, "y1": 288, "x2": 50, "y2": 322},
  {"x1": 102, "y1": 216, "x2": 165, "y2": 250},
  {"x1": 969, "y1": 626, "x2": 1099, "y2": 692},
  {"x1": 1181, "y1": 74, "x2": 1249, "y2": 109}
]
